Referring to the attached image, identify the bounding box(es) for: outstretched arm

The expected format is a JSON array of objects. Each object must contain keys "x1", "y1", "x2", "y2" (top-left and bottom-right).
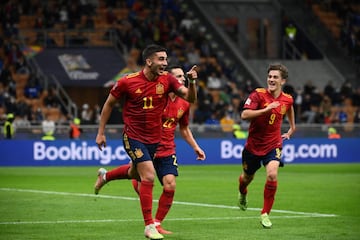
[
  {"x1": 96, "y1": 94, "x2": 118, "y2": 150},
  {"x1": 175, "y1": 65, "x2": 198, "y2": 103},
  {"x1": 179, "y1": 124, "x2": 206, "y2": 161}
]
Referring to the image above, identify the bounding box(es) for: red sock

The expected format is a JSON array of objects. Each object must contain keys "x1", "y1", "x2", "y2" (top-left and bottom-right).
[
  {"x1": 131, "y1": 179, "x2": 140, "y2": 195},
  {"x1": 239, "y1": 175, "x2": 248, "y2": 195},
  {"x1": 261, "y1": 180, "x2": 277, "y2": 214},
  {"x1": 106, "y1": 164, "x2": 131, "y2": 181},
  {"x1": 139, "y1": 181, "x2": 154, "y2": 226},
  {"x1": 155, "y1": 188, "x2": 175, "y2": 222}
]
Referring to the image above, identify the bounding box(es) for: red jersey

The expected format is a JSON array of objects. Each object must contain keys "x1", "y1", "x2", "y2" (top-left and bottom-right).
[
  {"x1": 156, "y1": 96, "x2": 190, "y2": 158},
  {"x1": 110, "y1": 70, "x2": 183, "y2": 144},
  {"x1": 243, "y1": 88, "x2": 293, "y2": 155}
]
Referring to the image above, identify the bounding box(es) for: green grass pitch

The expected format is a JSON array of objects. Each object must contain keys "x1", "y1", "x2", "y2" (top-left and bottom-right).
[{"x1": 0, "y1": 163, "x2": 359, "y2": 240}]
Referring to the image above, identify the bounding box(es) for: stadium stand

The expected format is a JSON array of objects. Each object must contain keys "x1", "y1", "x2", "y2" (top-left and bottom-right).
[{"x1": 1, "y1": 0, "x2": 360, "y2": 139}]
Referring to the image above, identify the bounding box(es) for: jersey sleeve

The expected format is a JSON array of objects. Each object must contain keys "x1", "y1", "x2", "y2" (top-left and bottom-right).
[
  {"x1": 243, "y1": 90, "x2": 260, "y2": 110},
  {"x1": 168, "y1": 74, "x2": 183, "y2": 93},
  {"x1": 178, "y1": 103, "x2": 190, "y2": 127},
  {"x1": 110, "y1": 77, "x2": 127, "y2": 99}
]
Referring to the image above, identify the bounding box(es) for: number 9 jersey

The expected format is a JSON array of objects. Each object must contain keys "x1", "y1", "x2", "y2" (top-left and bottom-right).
[{"x1": 243, "y1": 88, "x2": 293, "y2": 155}]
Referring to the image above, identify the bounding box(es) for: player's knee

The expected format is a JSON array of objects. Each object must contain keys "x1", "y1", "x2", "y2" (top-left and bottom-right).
[
  {"x1": 163, "y1": 178, "x2": 176, "y2": 190},
  {"x1": 266, "y1": 172, "x2": 277, "y2": 181}
]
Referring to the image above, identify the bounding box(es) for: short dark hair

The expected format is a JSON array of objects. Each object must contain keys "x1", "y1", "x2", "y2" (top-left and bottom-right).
[
  {"x1": 167, "y1": 65, "x2": 183, "y2": 72},
  {"x1": 167, "y1": 65, "x2": 188, "y2": 87},
  {"x1": 142, "y1": 44, "x2": 167, "y2": 63},
  {"x1": 267, "y1": 63, "x2": 289, "y2": 80}
]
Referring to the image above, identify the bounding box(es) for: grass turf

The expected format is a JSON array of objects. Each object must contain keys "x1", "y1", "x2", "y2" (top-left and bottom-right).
[{"x1": 0, "y1": 163, "x2": 359, "y2": 240}]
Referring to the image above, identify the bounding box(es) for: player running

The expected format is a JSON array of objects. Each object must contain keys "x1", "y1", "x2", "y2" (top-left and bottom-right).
[
  {"x1": 237, "y1": 63, "x2": 296, "y2": 228},
  {"x1": 95, "y1": 65, "x2": 205, "y2": 235},
  {"x1": 95, "y1": 44, "x2": 198, "y2": 239}
]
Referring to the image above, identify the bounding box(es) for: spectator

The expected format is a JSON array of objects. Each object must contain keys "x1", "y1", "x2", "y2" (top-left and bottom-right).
[
  {"x1": 285, "y1": 22, "x2": 297, "y2": 42},
  {"x1": 14, "y1": 55, "x2": 31, "y2": 75},
  {"x1": 300, "y1": 93, "x2": 317, "y2": 123},
  {"x1": 3, "y1": 112, "x2": 15, "y2": 139},
  {"x1": 32, "y1": 107, "x2": 44, "y2": 123},
  {"x1": 219, "y1": 106, "x2": 235, "y2": 133},
  {"x1": 59, "y1": 5, "x2": 69, "y2": 29},
  {"x1": 233, "y1": 124, "x2": 248, "y2": 139},
  {"x1": 80, "y1": 103, "x2": 93, "y2": 124},
  {"x1": 43, "y1": 87, "x2": 61, "y2": 108},
  {"x1": 92, "y1": 104, "x2": 101, "y2": 124},
  {"x1": 41, "y1": 119, "x2": 56, "y2": 140},
  {"x1": 328, "y1": 127, "x2": 341, "y2": 139},
  {"x1": 24, "y1": 77, "x2": 42, "y2": 99},
  {"x1": 6, "y1": 43, "x2": 22, "y2": 68},
  {"x1": 318, "y1": 95, "x2": 332, "y2": 124},
  {"x1": 69, "y1": 117, "x2": 82, "y2": 139}
]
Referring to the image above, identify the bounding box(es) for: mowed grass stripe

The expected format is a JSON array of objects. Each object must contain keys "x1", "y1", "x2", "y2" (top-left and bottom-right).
[{"x1": 0, "y1": 187, "x2": 337, "y2": 218}]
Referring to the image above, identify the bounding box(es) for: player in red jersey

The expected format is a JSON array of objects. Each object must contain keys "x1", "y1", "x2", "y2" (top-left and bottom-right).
[
  {"x1": 131, "y1": 65, "x2": 206, "y2": 234},
  {"x1": 95, "y1": 45, "x2": 198, "y2": 240},
  {"x1": 237, "y1": 63, "x2": 296, "y2": 228}
]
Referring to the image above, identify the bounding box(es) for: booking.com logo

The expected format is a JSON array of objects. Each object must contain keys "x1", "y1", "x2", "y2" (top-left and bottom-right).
[
  {"x1": 33, "y1": 142, "x2": 129, "y2": 165},
  {"x1": 220, "y1": 140, "x2": 338, "y2": 162},
  {"x1": 33, "y1": 140, "x2": 338, "y2": 165}
]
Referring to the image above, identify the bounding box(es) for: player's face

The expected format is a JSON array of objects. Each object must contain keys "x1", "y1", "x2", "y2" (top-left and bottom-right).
[
  {"x1": 148, "y1": 51, "x2": 168, "y2": 76},
  {"x1": 170, "y1": 68, "x2": 186, "y2": 85},
  {"x1": 267, "y1": 70, "x2": 285, "y2": 92}
]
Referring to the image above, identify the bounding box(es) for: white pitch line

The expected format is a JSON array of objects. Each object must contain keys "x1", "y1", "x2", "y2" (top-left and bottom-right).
[
  {"x1": 0, "y1": 188, "x2": 337, "y2": 218},
  {"x1": 0, "y1": 215, "x2": 335, "y2": 225}
]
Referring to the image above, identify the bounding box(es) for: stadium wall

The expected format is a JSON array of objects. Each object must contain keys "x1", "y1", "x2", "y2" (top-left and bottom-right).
[{"x1": 0, "y1": 138, "x2": 358, "y2": 166}]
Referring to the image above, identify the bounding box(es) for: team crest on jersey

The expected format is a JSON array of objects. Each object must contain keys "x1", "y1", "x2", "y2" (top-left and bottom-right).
[
  {"x1": 135, "y1": 88, "x2": 142, "y2": 94},
  {"x1": 156, "y1": 83, "x2": 164, "y2": 94},
  {"x1": 177, "y1": 108, "x2": 184, "y2": 118},
  {"x1": 280, "y1": 105, "x2": 287, "y2": 114},
  {"x1": 134, "y1": 148, "x2": 144, "y2": 158}
]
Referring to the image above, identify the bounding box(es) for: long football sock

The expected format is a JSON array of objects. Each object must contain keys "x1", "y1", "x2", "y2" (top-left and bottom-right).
[
  {"x1": 106, "y1": 164, "x2": 131, "y2": 181},
  {"x1": 155, "y1": 188, "x2": 175, "y2": 222},
  {"x1": 132, "y1": 179, "x2": 140, "y2": 195},
  {"x1": 139, "y1": 180, "x2": 154, "y2": 226},
  {"x1": 261, "y1": 180, "x2": 277, "y2": 214},
  {"x1": 239, "y1": 175, "x2": 248, "y2": 195}
]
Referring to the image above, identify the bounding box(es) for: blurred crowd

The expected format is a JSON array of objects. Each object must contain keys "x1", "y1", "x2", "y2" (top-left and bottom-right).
[
  {"x1": 321, "y1": 0, "x2": 360, "y2": 65},
  {"x1": 1, "y1": 0, "x2": 360, "y2": 137}
]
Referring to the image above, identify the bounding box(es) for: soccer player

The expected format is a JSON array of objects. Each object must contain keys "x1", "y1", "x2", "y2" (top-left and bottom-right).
[
  {"x1": 94, "y1": 65, "x2": 205, "y2": 235},
  {"x1": 95, "y1": 44, "x2": 198, "y2": 240},
  {"x1": 131, "y1": 65, "x2": 206, "y2": 234},
  {"x1": 237, "y1": 63, "x2": 296, "y2": 228}
]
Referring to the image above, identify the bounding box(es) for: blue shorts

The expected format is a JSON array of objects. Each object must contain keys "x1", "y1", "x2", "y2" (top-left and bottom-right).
[
  {"x1": 153, "y1": 154, "x2": 179, "y2": 185},
  {"x1": 242, "y1": 147, "x2": 284, "y2": 175},
  {"x1": 122, "y1": 133, "x2": 158, "y2": 165}
]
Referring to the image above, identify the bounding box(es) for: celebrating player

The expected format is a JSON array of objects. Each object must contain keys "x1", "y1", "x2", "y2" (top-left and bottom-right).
[
  {"x1": 131, "y1": 65, "x2": 206, "y2": 234},
  {"x1": 237, "y1": 63, "x2": 296, "y2": 228},
  {"x1": 95, "y1": 44, "x2": 198, "y2": 239}
]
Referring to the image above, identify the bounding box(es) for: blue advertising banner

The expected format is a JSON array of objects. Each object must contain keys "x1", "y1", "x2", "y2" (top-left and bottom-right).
[
  {"x1": 35, "y1": 48, "x2": 125, "y2": 86},
  {"x1": 0, "y1": 138, "x2": 359, "y2": 166}
]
